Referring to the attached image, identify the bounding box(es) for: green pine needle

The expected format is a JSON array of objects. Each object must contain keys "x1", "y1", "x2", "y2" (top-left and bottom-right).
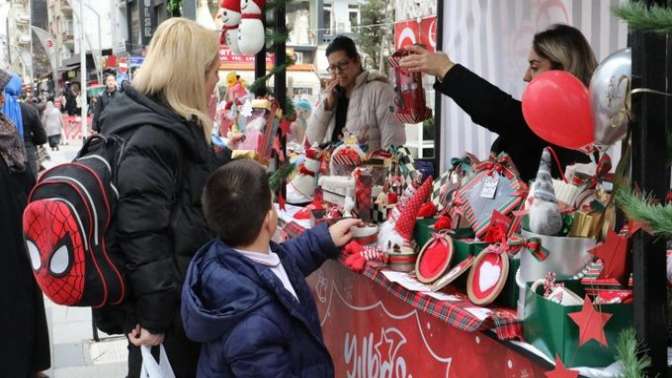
[
  {"x1": 266, "y1": 31, "x2": 290, "y2": 45},
  {"x1": 613, "y1": 1, "x2": 672, "y2": 34},
  {"x1": 616, "y1": 188, "x2": 672, "y2": 237},
  {"x1": 616, "y1": 328, "x2": 651, "y2": 378},
  {"x1": 269, "y1": 162, "x2": 295, "y2": 192}
]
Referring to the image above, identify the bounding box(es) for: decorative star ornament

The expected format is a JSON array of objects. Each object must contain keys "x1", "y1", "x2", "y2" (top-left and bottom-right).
[
  {"x1": 568, "y1": 296, "x2": 613, "y2": 347},
  {"x1": 545, "y1": 355, "x2": 578, "y2": 378},
  {"x1": 588, "y1": 230, "x2": 628, "y2": 280}
]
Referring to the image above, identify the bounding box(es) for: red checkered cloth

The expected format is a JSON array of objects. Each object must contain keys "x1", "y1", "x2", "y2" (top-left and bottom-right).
[
  {"x1": 361, "y1": 266, "x2": 522, "y2": 340},
  {"x1": 279, "y1": 220, "x2": 522, "y2": 340}
]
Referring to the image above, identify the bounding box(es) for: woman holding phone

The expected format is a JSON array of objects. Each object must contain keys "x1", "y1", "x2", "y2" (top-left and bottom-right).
[{"x1": 307, "y1": 36, "x2": 406, "y2": 151}]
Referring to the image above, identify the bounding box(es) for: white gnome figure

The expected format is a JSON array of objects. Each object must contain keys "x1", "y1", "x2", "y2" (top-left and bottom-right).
[
  {"x1": 528, "y1": 148, "x2": 564, "y2": 236},
  {"x1": 238, "y1": 0, "x2": 265, "y2": 56},
  {"x1": 219, "y1": 0, "x2": 241, "y2": 55}
]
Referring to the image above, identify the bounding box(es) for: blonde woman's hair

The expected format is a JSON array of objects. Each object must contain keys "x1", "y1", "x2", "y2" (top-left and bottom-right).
[
  {"x1": 533, "y1": 24, "x2": 597, "y2": 87},
  {"x1": 132, "y1": 18, "x2": 219, "y2": 140}
]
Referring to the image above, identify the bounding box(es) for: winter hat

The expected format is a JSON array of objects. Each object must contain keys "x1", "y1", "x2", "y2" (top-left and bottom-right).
[
  {"x1": 220, "y1": 0, "x2": 240, "y2": 12},
  {"x1": 0, "y1": 69, "x2": 11, "y2": 92},
  {"x1": 533, "y1": 149, "x2": 557, "y2": 203}
]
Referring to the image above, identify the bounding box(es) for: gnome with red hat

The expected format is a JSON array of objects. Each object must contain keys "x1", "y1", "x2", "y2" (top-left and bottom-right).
[
  {"x1": 377, "y1": 177, "x2": 433, "y2": 252},
  {"x1": 219, "y1": 0, "x2": 241, "y2": 54},
  {"x1": 238, "y1": 0, "x2": 265, "y2": 56}
]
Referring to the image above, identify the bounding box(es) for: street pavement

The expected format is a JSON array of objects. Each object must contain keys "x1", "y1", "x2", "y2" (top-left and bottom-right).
[{"x1": 41, "y1": 141, "x2": 129, "y2": 378}]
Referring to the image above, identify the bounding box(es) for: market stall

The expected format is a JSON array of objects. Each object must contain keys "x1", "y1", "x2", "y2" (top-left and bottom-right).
[{"x1": 217, "y1": 0, "x2": 671, "y2": 376}]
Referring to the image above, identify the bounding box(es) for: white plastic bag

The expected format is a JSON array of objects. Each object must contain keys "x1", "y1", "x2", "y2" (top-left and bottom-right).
[{"x1": 140, "y1": 344, "x2": 176, "y2": 378}]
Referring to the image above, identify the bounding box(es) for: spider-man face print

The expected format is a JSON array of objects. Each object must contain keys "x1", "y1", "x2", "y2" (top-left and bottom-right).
[{"x1": 23, "y1": 200, "x2": 86, "y2": 305}]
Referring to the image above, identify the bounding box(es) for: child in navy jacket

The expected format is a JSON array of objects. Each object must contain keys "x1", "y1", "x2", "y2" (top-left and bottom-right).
[{"x1": 181, "y1": 159, "x2": 358, "y2": 377}]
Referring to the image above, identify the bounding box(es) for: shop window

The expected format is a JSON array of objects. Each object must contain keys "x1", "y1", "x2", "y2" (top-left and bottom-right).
[{"x1": 323, "y1": 6, "x2": 332, "y2": 35}]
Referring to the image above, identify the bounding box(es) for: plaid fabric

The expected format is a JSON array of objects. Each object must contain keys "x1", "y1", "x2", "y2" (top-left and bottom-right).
[
  {"x1": 362, "y1": 266, "x2": 521, "y2": 340},
  {"x1": 281, "y1": 220, "x2": 522, "y2": 340}
]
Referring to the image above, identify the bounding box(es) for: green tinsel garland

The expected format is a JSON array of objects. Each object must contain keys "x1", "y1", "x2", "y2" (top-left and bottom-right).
[
  {"x1": 616, "y1": 188, "x2": 672, "y2": 237},
  {"x1": 269, "y1": 162, "x2": 295, "y2": 192},
  {"x1": 616, "y1": 328, "x2": 651, "y2": 378},
  {"x1": 614, "y1": 1, "x2": 672, "y2": 33}
]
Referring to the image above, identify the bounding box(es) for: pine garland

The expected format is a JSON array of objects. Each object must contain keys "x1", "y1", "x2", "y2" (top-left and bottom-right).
[
  {"x1": 269, "y1": 162, "x2": 295, "y2": 192},
  {"x1": 247, "y1": 58, "x2": 296, "y2": 96},
  {"x1": 167, "y1": 0, "x2": 182, "y2": 17},
  {"x1": 613, "y1": 1, "x2": 672, "y2": 34},
  {"x1": 616, "y1": 188, "x2": 672, "y2": 237},
  {"x1": 616, "y1": 328, "x2": 651, "y2": 378}
]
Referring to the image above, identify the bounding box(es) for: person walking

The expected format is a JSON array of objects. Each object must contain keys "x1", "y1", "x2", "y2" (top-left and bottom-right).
[
  {"x1": 93, "y1": 74, "x2": 118, "y2": 133},
  {"x1": 42, "y1": 101, "x2": 64, "y2": 151},
  {"x1": 0, "y1": 68, "x2": 51, "y2": 378}
]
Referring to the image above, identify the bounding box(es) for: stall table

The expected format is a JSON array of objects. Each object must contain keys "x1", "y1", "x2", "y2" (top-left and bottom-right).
[{"x1": 306, "y1": 260, "x2": 553, "y2": 377}]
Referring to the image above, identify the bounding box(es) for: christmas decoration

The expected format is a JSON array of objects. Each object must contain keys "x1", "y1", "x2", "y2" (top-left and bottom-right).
[
  {"x1": 415, "y1": 232, "x2": 454, "y2": 283},
  {"x1": 377, "y1": 177, "x2": 433, "y2": 252},
  {"x1": 238, "y1": 0, "x2": 265, "y2": 56},
  {"x1": 268, "y1": 162, "x2": 295, "y2": 192},
  {"x1": 614, "y1": 1, "x2": 672, "y2": 34},
  {"x1": 567, "y1": 296, "x2": 613, "y2": 347},
  {"x1": 466, "y1": 246, "x2": 509, "y2": 305},
  {"x1": 387, "y1": 49, "x2": 433, "y2": 124},
  {"x1": 529, "y1": 148, "x2": 564, "y2": 236},
  {"x1": 455, "y1": 153, "x2": 526, "y2": 238},
  {"x1": 544, "y1": 356, "x2": 579, "y2": 378},
  {"x1": 615, "y1": 328, "x2": 652, "y2": 378},
  {"x1": 330, "y1": 143, "x2": 366, "y2": 176},
  {"x1": 616, "y1": 187, "x2": 672, "y2": 237},
  {"x1": 219, "y1": 0, "x2": 242, "y2": 54},
  {"x1": 286, "y1": 144, "x2": 322, "y2": 204},
  {"x1": 588, "y1": 229, "x2": 628, "y2": 281}
]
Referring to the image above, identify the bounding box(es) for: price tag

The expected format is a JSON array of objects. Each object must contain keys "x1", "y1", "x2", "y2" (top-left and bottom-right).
[{"x1": 480, "y1": 174, "x2": 499, "y2": 199}]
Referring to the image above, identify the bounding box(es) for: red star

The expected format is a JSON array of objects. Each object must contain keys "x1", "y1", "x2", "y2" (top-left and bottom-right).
[
  {"x1": 568, "y1": 296, "x2": 613, "y2": 347},
  {"x1": 545, "y1": 355, "x2": 578, "y2": 378},
  {"x1": 588, "y1": 230, "x2": 628, "y2": 280}
]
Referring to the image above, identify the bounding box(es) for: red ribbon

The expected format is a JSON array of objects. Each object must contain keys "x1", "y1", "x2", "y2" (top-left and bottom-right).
[
  {"x1": 241, "y1": 13, "x2": 263, "y2": 20},
  {"x1": 573, "y1": 154, "x2": 613, "y2": 189},
  {"x1": 506, "y1": 235, "x2": 549, "y2": 261},
  {"x1": 298, "y1": 165, "x2": 315, "y2": 176},
  {"x1": 474, "y1": 154, "x2": 515, "y2": 177}
]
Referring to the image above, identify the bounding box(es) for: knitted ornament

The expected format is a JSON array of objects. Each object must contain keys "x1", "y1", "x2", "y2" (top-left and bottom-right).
[
  {"x1": 238, "y1": 0, "x2": 265, "y2": 56},
  {"x1": 377, "y1": 177, "x2": 433, "y2": 251},
  {"x1": 529, "y1": 148, "x2": 563, "y2": 236},
  {"x1": 287, "y1": 144, "x2": 322, "y2": 205},
  {"x1": 220, "y1": 0, "x2": 241, "y2": 54},
  {"x1": 342, "y1": 241, "x2": 387, "y2": 273}
]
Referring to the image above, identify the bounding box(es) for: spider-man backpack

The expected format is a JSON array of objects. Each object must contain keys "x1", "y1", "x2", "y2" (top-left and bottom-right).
[{"x1": 23, "y1": 134, "x2": 127, "y2": 308}]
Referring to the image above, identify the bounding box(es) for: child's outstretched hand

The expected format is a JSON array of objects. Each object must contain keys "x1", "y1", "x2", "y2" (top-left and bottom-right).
[{"x1": 329, "y1": 219, "x2": 363, "y2": 247}]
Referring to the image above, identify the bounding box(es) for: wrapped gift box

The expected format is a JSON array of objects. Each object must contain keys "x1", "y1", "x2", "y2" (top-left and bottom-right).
[{"x1": 523, "y1": 282, "x2": 632, "y2": 368}]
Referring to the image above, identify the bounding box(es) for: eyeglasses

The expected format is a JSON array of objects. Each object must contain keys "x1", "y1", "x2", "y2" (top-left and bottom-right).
[{"x1": 327, "y1": 60, "x2": 352, "y2": 73}]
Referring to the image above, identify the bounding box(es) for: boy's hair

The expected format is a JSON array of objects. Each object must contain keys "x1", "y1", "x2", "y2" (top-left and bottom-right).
[{"x1": 202, "y1": 159, "x2": 272, "y2": 247}]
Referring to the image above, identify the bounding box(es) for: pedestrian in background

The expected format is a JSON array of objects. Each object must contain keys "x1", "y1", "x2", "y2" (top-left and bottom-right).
[
  {"x1": 95, "y1": 17, "x2": 230, "y2": 377},
  {"x1": 93, "y1": 73, "x2": 118, "y2": 133},
  {"x1": 42, "y1": 101, "x2": 64, "y2": 151},
  {"x1": 0, "y1": 68, "x2": 51, "y2": 378}
]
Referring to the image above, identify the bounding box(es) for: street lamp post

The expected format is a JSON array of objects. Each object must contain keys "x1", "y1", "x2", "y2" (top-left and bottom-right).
[{"x1": 79, "y1": 0, "x2": 87, "y2": 140}]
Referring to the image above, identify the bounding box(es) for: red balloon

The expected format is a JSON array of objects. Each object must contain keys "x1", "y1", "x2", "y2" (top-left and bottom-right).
[{"x1": 521, "y1": 71, "x2": 594, "y2": 150}]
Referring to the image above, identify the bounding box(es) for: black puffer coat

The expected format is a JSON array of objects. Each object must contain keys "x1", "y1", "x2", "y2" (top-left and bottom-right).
[{"x1": 98, "y1": 85, "x2": 230, "y2": 334}]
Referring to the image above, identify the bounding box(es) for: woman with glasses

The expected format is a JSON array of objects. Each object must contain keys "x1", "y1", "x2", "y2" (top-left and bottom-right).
[
  {"x1": 307, "y1": 36, "x2": 405, "y2": 151},
  {"x1": 400, "y1": 24, "x2": 595, "y2": 181}
]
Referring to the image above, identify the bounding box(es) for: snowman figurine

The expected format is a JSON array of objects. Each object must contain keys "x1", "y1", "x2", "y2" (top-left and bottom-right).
[
  {"x1": 219, "y1": 0, "x2": 241, "y2": 54},
  {"x1": 238, "y1": 0, "x2": 265, "y2": 56}
]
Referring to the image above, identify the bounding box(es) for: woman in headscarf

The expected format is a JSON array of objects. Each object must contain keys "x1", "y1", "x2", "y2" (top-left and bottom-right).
[
  {"x1": 0, "y1": 69, "x2": 51, "y2": 377},
  {"x1": 3, "y1": 75, "x2": 47, "y2": 177},
  {"x1": 42, "y1": 101, "x2": 64, "y2": 151}
]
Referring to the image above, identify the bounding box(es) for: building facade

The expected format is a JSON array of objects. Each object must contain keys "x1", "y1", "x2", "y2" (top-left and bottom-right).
[{"x1": 7, "y1": 0, "x2": 33, "y2": 81}]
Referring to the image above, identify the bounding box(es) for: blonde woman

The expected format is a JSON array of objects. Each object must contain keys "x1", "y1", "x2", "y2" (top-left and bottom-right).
[
  {"x1": 95, "y1": 18, "x2": 228, "y2": 377},
  {"x1": 400, "y1": 24, "x2": 596, "y2": 181}
]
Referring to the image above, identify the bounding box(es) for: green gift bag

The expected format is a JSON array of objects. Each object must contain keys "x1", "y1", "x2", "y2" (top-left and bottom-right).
[{"x1": 523, "y1": 282, "x2": 632, "y2": 368}]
